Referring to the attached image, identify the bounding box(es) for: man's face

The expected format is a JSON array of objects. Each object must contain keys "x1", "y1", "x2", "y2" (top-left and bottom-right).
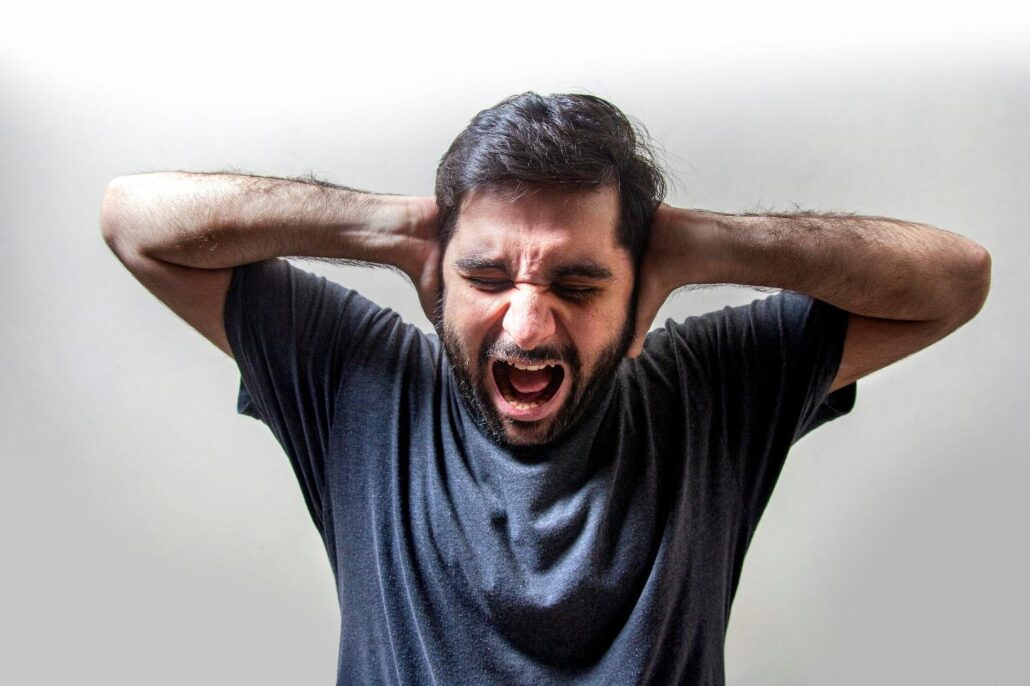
[{"x1": 439, "y1": 185, "x2": 636, "y2": 447}]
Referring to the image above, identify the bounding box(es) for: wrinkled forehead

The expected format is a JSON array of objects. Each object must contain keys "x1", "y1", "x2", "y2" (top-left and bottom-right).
[{"x1": 447, "y1": 186, "x2": 629, "y2": 273}]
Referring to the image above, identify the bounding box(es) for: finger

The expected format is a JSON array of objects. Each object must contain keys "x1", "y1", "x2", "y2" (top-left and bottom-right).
[
  {"x1": 626, "y1": 333, "x2": 646, "y2": 359},
  {"x1": 420, "y1": 275, "x2": 441, "y2": 326},
  {"x1": 418, "y1": 243, "x2": 443, "y2": 324},
  {"x1": 625, "y1": 310, "x2": 651, "y2": 358}
]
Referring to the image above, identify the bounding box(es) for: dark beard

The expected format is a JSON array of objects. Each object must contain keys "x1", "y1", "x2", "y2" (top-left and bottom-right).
[{"x1": 439, "y1": 297, "x2": 636, "y2": 448}]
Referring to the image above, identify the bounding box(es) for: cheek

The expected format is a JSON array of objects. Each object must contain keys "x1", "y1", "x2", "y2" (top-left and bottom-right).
[
  {"x1": 572, "y1": 299, "x2": 632, "y2": 360},
  {"x1": 570, "y1": 298, "x2": 622, "y2": 334},
  {"x1": 442, "y1": 288, "x2": 493, "y2": 354},
  {"x1": 573, "y1": 327, "x2": 609, "y2": 363},
  {"x1": 445, "y1": 285, "x2": 505, "y2": 329}
]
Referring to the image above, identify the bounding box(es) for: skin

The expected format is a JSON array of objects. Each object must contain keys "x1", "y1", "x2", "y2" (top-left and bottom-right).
[
  {"x1": 410, "y1": 191, "x2": 991, "y2": 445},
  {"x1": 631, "y1": 204, "x2": 992, "y2": 394},
  {"x1": 101, "y1": 172, "x2": 991, "y2": 449},
  {"x1": 436, "y1": 185, "x2": 636, "y2": 447}
]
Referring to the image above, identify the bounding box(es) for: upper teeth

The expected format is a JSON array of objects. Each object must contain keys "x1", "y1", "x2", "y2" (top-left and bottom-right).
[{"x1": 509, "y1": 361, "x2": 556, "y2": 371}]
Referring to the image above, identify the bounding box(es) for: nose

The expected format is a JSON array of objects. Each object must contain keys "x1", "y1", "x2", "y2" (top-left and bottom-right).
[{"x1": 501, "y1": 285, "x2": 556, "y2": 351}]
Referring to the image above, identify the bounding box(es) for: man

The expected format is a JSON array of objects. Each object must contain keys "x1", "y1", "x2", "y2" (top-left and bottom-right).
[{"x1": 101, "y1": 92, "x2": 990, "y2": 684}]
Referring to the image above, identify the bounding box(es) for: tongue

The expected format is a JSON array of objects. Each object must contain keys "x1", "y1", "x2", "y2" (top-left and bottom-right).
[{"x1": 508, "y1": 366, "x2": 553, "y2": 394}]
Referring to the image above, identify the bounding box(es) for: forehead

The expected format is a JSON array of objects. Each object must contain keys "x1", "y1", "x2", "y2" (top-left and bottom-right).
[{"x1": 447, "y1": 186, "x2": 627, "y2": 271}]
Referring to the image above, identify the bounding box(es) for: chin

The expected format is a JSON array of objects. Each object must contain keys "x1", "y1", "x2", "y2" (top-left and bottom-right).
[{"x1": 498, "y1": 417, "x2": 561, "y2": 447}]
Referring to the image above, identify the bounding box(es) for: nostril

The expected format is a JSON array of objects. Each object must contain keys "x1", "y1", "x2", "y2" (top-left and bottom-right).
[{"x1": 501, "y1": 295, "x2": 557, "y2": 348}]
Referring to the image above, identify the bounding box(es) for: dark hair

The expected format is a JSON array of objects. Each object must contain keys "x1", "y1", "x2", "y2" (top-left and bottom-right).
[{"x1": 434, "y1": 92, "x2": 667, "y2": 267}]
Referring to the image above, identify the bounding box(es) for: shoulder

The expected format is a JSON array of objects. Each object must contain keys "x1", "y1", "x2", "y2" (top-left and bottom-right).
[
  {"x1": 643, "y1": 290, "x2": 847, "y2": 357},
  {"x1": 628, "y1": 289, "x2": 851, "y2": 406},
  {"x1": 227, "y1": 258, "x2": 439, "y2": 386}
]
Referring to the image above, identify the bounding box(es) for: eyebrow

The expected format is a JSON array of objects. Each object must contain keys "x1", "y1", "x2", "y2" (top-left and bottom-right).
[
  {"x1": 549, "y1": 263, "x2": 614, "y2": 281},
  {"x1": 453, "y1": 255, "x2": 614, "y2": 281},
  {"x1": 453, "y1": 256, "x2": 507, "y2": 273}
]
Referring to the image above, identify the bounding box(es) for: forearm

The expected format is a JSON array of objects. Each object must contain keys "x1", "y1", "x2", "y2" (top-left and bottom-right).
[
  {"x1": 663, "y1": 208, "x2": 991, "y2": 322},
  {"x1": 100, "y1": 172, "x2": 418, "y2": 271}
]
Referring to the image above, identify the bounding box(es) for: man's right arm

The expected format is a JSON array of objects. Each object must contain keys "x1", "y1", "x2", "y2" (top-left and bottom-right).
[{"x1": 100, "y1": 172, "x2": 438, "y2": 358}]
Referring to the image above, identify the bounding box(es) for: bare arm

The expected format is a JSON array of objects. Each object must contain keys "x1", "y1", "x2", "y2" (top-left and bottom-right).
[
  {"x1": 630, "y1": 205, "x2": 992, "y2": 391},
  {"x1": 100, "y1": 172, "x2": 440, "y2": 357}
]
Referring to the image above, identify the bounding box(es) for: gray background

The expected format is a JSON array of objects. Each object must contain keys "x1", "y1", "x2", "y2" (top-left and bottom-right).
[{"x1": 2, "y1": 2, "x2": 1027, "y2": 684}]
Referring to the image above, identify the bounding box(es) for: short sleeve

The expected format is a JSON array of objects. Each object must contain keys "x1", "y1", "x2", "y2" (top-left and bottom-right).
[
  {"x1": 222, "y1": 258, "x2": 398, "y2": 533},
  {"x1": 653, "y1": 290, "x2": 856, "y2": 526}
]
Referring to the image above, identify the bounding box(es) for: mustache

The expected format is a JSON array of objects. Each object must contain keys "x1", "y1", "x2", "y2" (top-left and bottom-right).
[{"x1": 482, "y1": 339, "x2": 579, "y2": 369}]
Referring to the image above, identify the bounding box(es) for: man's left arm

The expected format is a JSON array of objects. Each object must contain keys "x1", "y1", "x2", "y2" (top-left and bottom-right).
[{"x1": 629, "y1": 205, "x2": 992, "y2": 393}]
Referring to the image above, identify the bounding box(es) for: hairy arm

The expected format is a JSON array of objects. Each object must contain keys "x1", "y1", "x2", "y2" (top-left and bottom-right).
[
  {"x1": 631, "y1": 206, "x2": 992, "y2": 391},
  {"x1": 101, "y1": 172, "x2": 439, "y2": 357}
]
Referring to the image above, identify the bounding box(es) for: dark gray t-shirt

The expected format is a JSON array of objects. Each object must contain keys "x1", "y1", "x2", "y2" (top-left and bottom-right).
[{"x1": 224, "y1": 258, "x2": 856, "y2": 685}]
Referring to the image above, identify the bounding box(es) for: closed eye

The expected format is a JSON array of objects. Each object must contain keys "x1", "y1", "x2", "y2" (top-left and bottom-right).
[
  {"x1": 466, "y1": 277, "x2": 512, "y2": 292},
  {"x1": 554, "y1": 284, "x2": 599, "y2": 299},
  {"x1": 463, "y1": 276, "x2": 600, "y2": 299}
]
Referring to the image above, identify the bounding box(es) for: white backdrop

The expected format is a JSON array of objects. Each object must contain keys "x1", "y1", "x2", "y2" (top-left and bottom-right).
[{"x1": 2, "y1": 2, "x2": 1027, "y2": 684}]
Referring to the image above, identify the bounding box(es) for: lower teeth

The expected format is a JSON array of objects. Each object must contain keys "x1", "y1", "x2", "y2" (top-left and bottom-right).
[
  {"x1": 500, "y1": 386, "x2": 546, "y2": 410},
  {"x1": 507, "y1": 398, "x2": 543, "y2": 411}
]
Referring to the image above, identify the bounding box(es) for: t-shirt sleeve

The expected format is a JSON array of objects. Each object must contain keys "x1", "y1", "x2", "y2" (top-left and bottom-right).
[
  {"x1": 655, "y1": 290, "x2": 857, "y2": 526},
  {"x1": 222, "y1": 258, "x2": 399, "y2": 534}
]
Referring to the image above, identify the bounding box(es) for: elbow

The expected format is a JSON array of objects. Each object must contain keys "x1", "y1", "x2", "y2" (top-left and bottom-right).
[
  {"x1": 967, "y1": 243, "x2": 992, "y2": 316},
  {"x1": 951, "y1": 242, "x2": 992, "y2": 325},
  {"x1": 100, "y1": 175, "x2": 152, "y2": 261},
  {"x1": 100, "y1": 176, "x2": 130, "y2": 248}
]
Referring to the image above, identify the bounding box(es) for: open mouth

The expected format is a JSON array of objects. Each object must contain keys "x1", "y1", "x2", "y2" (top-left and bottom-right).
[{"x1": 488, "y1": 358, "x2": 569, "y2": 422}]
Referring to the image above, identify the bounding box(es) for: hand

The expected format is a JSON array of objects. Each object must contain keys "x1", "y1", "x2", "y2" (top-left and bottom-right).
[
  {"x1": 626, "y1": 203, "x2": 689, "y2": 358},
  {"x1": 400, "y1": 196, "x2": 443, "y2": 324}
]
